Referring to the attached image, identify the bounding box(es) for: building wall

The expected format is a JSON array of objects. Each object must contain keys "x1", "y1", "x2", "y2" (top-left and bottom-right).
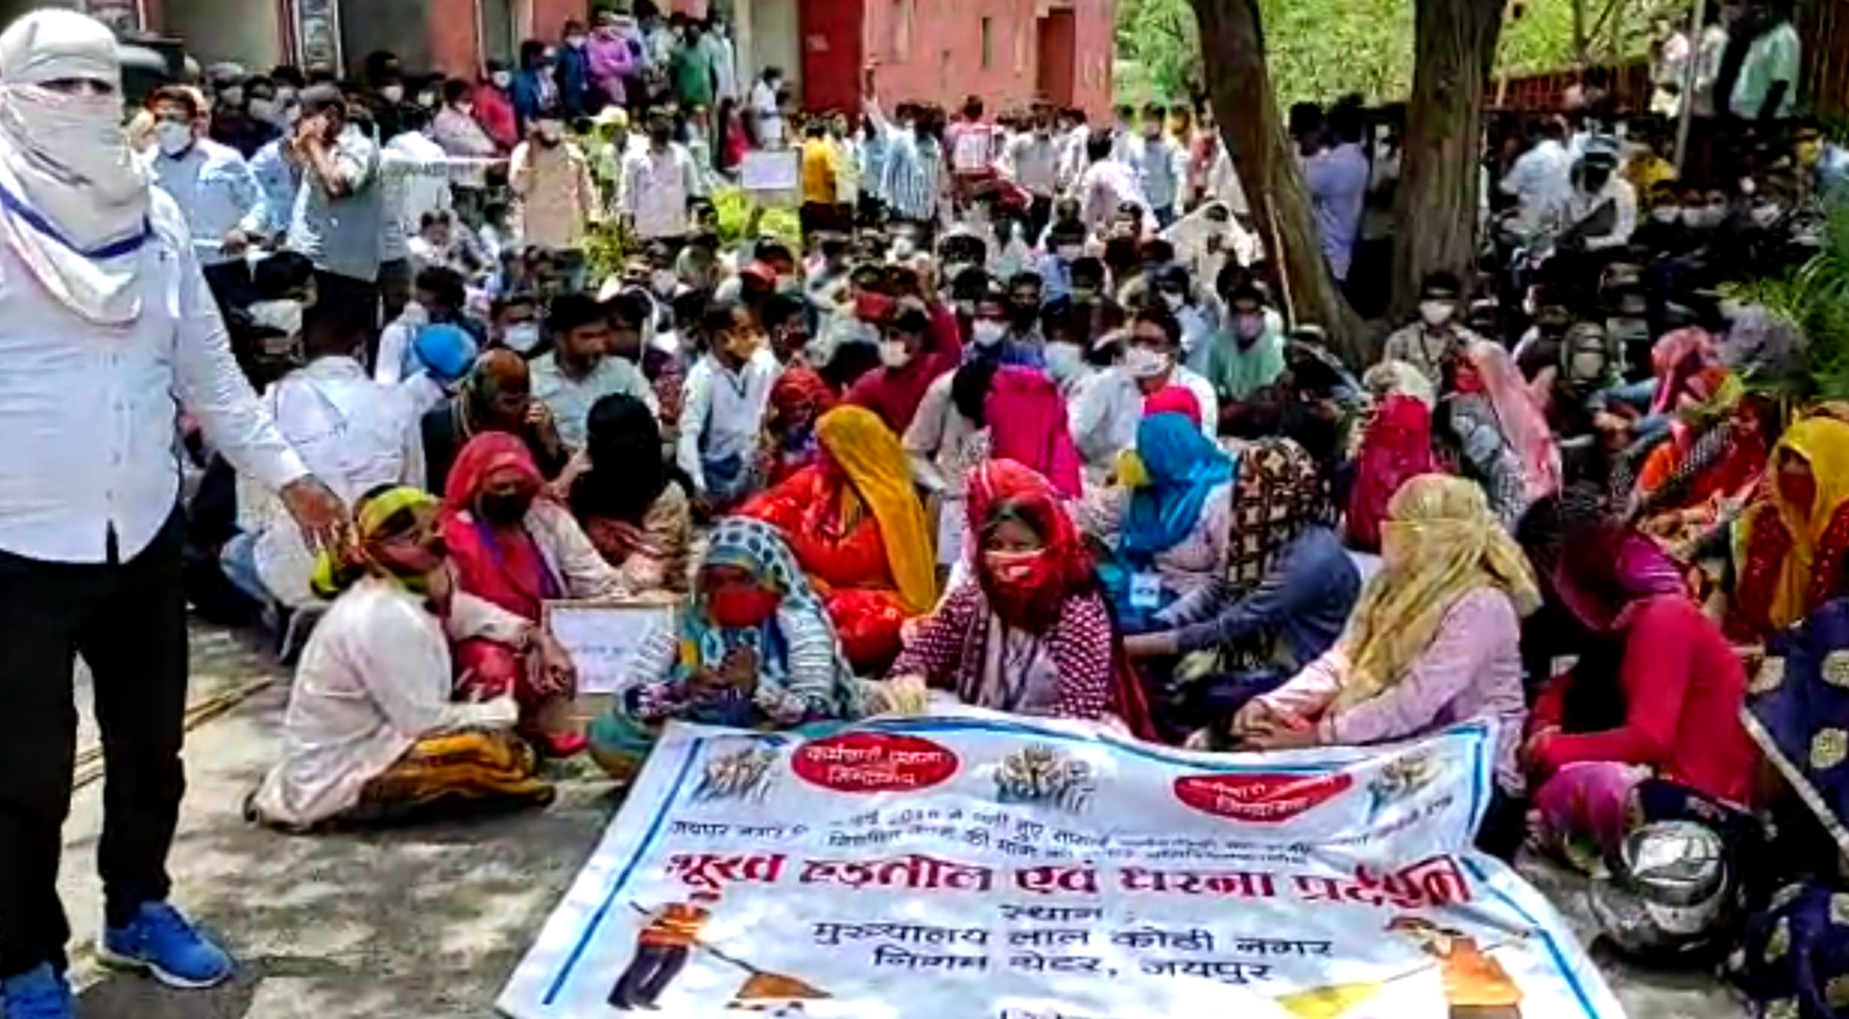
[{"x1": 855, "y1": 0, "x2": 1111, "y2": 120}]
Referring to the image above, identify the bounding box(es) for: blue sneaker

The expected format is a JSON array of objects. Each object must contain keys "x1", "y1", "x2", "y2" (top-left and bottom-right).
[
  {"x1": 96, "y1": 902, "x2": 234, "y2": 989},
  {"x1": 0, "y1": 964, "x2": 74, "y2": 1019}
]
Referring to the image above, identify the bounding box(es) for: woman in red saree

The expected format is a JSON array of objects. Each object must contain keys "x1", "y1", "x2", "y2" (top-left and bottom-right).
[
  {"x1": 883, "y1": 459, "x2": 1155, "y2": 737},
  {"x1": 1347, "y1": 393, "x2": 1439, "y2": 554},
  {"x1": 1730, "y1": 417, "x2": 1849, "y2": 643},
  {"x1": 740, "y1": 405, "x2": 937, "y2": 674},
  {"x1": 442, "y1": 433, "x2": 627, "y2": 756},
  {"x1": 987, "y1": 366, "x2": 1083, "y2": 498},
  {"x1": 756, "y1": 367, "x2": 836, "y2": 488}
]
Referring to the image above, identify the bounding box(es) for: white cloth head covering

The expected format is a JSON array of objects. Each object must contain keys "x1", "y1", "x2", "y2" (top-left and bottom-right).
[{"x1": 0, "y1": 9, "x2": 152, "y2": 324}]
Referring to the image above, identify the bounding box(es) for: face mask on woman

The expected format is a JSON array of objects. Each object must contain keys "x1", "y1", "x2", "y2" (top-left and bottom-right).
[
  {"x1": 1123, "y1": 344, "x2": 1170, "y2": 379},
  {"x1": 984, "y1": 548, "x2": 1051, "y2": 590},
  {"x1": 706, "y1": 586, "x2": 781, "y2": 628},
  {"x1": 477, "y1": 491, "x2": 532, "y2": 526}
]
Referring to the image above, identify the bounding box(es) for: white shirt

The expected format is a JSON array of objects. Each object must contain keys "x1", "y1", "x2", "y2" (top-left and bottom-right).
[
  {"x1": 1565, "y1": 176, "x2": 1638, "y2": 251},
  {"x1": 1002, "y1": 132, "x2": 1061, "y2": 197},
  {"x1": 144, "y1": 137, "x2": 265, "y2": 267},
  {"x1": 1500, "y1": 139, "x2": 1574, "y2": 234},
  {"x1": 1072, "y1": 158, "x2": 1151, "y2": 233},
  {"x1": 529, "y1": 351, "x2": 659, "y2": 450},
  {"x1": 620, "y1": 143, "x2": 701, "y2": 240},
  {"x1": 675, "y1": 348, "x2": 780, "y2": 493},
  {"x1": 386, "y1": 132, "x2": 454, "y2": 242},
  {"x1": 1070, "y1": 365, "x2": 1218, "y2": 472},
  {"x1": 237, "y1": 356, "x2": 424, "y2": 606},
  {"x1": 0, "y1": 190, "x2": 305, "y2": 564},
  {"x1": 750, "y1": 80, "x2": 783, "y2": 147},
  {"x1": 1127, "y1": 134, "x2": 1186, "y2": 210},
  {"x1": 252, "y1": 578, "x2": 529, "y2": 827}
]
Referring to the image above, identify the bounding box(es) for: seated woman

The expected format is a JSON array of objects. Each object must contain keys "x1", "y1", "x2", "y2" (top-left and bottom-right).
[
  {"x1": 1123, "y1": 438, "x2": 1359, "y2": 738},
  {"x1": 884, "y1": 460, "x2": 1154, "y2": 736},
  {"x1": 1346, "y1": 392, "x2": 1439, "y2": 554},
  {"x1": 741, "y1": 405, "x2": 938, "y2": 672},
  {"x1": 1731, "y1": 417, "x2": 1849, "y2": 643},
  {"x1": 589, "y1": 518, "x2": 864, "y2": 780},
  {"x1": 757, "y1": 367, "x2": 837, "y2": 488},
  {"x1": 565, "y1": 394, "x2": 693, "y2": 594},
  {"x1": 1080, "y1": 407, "x2": 1233, "y2": 631},
  {"x1": 1438, "y1": 341, "x2": 1560, "y2": 528},
  {"x1": 1518, "y1": 486, "x2": 1757, "y2": 870},
  {"x1": 1632, "y1": 370, "x2": 1768, "y2": 518},
  {"x1": 422, "y1": 350, "x2": 570, "y2": 494},
  {"x1": 442, "y1": 432, "x2": 629, "y2": 757},
  {"x1": 250, "y1": 487, "x2": 560, "y2": 832},
  {"x1": 1216, "y1": 475, "x2": 1537, "y2": 858}
]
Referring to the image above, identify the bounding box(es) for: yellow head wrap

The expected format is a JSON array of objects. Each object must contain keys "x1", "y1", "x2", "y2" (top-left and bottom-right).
[
  {"x1": 814, "y1": 406, "x2": 938, "y2": 614},
  {"x1": 309, "y1": 487, "x2": 439, "y2": 599},
  {"x1": 1335, "y1": 475, "x2": 1540, "y2": 709}
]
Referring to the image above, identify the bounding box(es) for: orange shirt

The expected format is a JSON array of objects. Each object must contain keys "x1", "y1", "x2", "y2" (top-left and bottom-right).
[
  {"x1": 1439, "y1": 939, "x2": 1523, "y2": 1007},
  {"x1": 639, "y1": 903, "x2": 711, "y2": 947}
]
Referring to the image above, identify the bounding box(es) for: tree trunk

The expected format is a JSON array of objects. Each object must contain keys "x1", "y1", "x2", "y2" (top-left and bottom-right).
[
  {"x1": 1387, "y1": 0, "x2": 1507, "y2": 321},
  {"x1": 1190, "y1": 0, "x2": 1366, "y2": 366}
]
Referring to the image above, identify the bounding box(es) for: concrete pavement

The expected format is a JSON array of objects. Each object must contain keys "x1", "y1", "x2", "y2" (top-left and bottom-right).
[{"x1": 46, "y1": 623, "x2": 1748, "y2": 1018}]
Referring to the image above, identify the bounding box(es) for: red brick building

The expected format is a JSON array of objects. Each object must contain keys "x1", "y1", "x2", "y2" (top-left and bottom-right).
[{"x1": 35, "y1": 0, "x2": 1111, "y2": 122}]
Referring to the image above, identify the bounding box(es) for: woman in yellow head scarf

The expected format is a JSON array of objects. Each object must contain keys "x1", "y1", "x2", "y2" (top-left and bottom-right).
[
  {"x1": 739, "y1": 405, "x2": 937, "y2": 673},
  {"x1": 1731, "y1": 416, "x2": 1849, "y2": 641},
  {"x1": 1210, "y1": 475, "x2": 1539, "y2": 857}
]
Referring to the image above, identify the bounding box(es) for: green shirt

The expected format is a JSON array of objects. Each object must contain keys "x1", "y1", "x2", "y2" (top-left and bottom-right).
[
  {"x1": 1731, "y1": 22, "x2": 1800, "y2": 119},
  {"x1": 671, "y1": 41, "x2": 716, "y2": 108}
]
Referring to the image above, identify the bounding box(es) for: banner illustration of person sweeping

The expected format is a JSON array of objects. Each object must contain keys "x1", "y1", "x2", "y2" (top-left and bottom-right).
[{"x1": 609, "y1": 893, "x2": 830, "y2": 1013}]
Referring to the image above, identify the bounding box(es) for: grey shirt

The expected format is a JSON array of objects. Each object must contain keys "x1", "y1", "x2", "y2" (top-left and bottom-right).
[{"x1": 287, "y1": 125, "x2": 384, "y2": 283}]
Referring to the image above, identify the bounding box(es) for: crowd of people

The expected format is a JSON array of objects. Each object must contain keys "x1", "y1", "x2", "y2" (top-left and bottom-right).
[{"x1": 5, "y1": 0, "x2": 1849, "y2": 1017}]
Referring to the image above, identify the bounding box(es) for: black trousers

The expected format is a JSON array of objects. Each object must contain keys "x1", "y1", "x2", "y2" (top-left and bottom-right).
[
  {"x1": 200, "y1": 259, "x2": 254, "y2": 318},
  {"x1": 0, "y1": 511, "x2": 190, "y2": 979},
  {"x1": 313, "y1": 269, "x2": 381, "y2": 366}
]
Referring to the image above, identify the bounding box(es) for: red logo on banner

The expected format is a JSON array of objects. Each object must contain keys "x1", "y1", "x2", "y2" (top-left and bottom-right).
[
  {"x1": 792, "y1": 732, "x2": 960, "y2": 793},
  {"x1": 1172, "y1": 773, "x2": 1352, "y2": 823}
]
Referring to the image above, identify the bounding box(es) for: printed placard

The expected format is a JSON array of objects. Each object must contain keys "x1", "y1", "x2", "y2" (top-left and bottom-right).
[{"x1": 542, "y1": 598, "x2": 678, "y2": 696}]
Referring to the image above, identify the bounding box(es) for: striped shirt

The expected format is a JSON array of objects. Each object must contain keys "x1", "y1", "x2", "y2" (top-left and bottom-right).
[{"x1": 881, "y1": 128, "x2": 944, "y2": 223}]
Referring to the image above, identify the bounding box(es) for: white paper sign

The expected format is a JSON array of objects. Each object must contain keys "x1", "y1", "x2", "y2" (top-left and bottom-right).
[
  {"x1": 499, "y1": 713, "x2": 1624, "y2": 1019},
  {"x1": 739, "y1": 151, "x2": 800, "y2": 193},
  {"x1": 543, "y1": 600, "x2": 677, "y2": 696}
]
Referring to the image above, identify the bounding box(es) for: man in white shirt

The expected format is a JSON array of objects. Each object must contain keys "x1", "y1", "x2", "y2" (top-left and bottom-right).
[
  {"x1": 1001, "y1": 109, "x2": 1061, "y2": 237},
  {"x1": 224, "y1": 306, "x2": 424, "y2": 611},
  {"x1": 676, "y1": 298, "x2": 780, "y2": 511},
  {"x1": 144, "y1": 85, "x2": 265, "y2": 311},
  {"x1": 530, "y1": 292, "x2": 658, "y2": 450},
  {"x1": 1560, "y1": 145, "x2": 1637, "y2": 253},
  {"x1": 1072, "y1": 129, "x2": 1152, "y2": 236},
  {"x1": 1127, "y1": 102, "x2": 1186, "y2": 227},
  {"x1": 1499, "y1": 118, "x2": 1575, "y2": 237},
  {"x1": 0, "y1": 13, "x2": 343, "y2": 1017},
  {"x1": 620, "y1": 109, "x2": 701, "y2": 246},
  {"x1": 748, "y1": 67, "x2": 784, "y2": 148},
  {"x1": 1071, "y1": 305, "x2": 1218, "y2": 470}
]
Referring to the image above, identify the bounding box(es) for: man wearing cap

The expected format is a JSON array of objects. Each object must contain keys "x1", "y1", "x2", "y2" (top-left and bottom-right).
[
  {"x1": 1560, "y1": 139, "x2": 1638, "y2": 255},
  {"x1": 0, "y1": 11, "x2": 345, "y2": 1017}
]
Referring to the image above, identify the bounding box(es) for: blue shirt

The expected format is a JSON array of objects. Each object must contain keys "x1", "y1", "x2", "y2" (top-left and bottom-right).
[
  {"x1": 859, "y1": 130, "x2": 888, "y2": 201},
  {"x1": 145, "y1": 137, "x2": 264, "y2": 267},
  {"x1": 1303, "y1": 142, "x2": 1368, "y2": 281},
  {"x1": 1161, "y1": 526, "x2": 1360, "y2": 670},
  {"x1": 248, "y1": 138, "x2": 300, "y2": 237}
]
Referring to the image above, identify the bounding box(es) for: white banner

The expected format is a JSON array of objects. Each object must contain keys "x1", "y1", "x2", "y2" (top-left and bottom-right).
[{"x1": 500, "y1": 711, "x2": 1623, "y2": 1019}]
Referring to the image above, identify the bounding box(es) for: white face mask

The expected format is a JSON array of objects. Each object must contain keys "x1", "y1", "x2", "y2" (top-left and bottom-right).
[
  {"x1": 1123, "y1": 344, "x2": 1170, "y2": 379},
  {"x1": 491, "y1": 71, "x2": 513, "y2": 89},
  {"x1": 1651, "y1": 206, "x2": 1680, "y2": 223},
  {"x1": 275, "y1": 86, "x2": 297, "y2": 106},
  {"x1": 503, "y1": 322, "x2": 542, "y2": 353},
  {"x1": 1569, "y1": 351, "x2": 1606, "y2": 381},
  {"x1": 891, "y1": 237, "x2": 917, "y2": 259},
  {"x1": 972, "y1": 320, "x2": 1006, "y2": 347},
  {"x1": 879, "y1": 339, "x2": 913, "y2": 368},
  {"x1": 1751, "y1": 203, "x2": 1783, "y2": 227},
  {"x1": 1044, "y1": 340, "x2": 1084, "y2": 383},
  {"x1": 651, "y1": 269, "x2": 678, "y2": 296},
  {"x1": 248, "y1": 98, "x2": 276, "y2": 122},
  {"x1": 1419, "y1": 300, "x2": 1456, "y2": 328},
  {"x1": 154, "y1": 121, "x2": 193, "y2": 156},
  {"x1": 380, "y1": 84, "x2": 405, "y2": 103},
  {"x1": 1055, "y1": 244, "x2": 1083, "y2": 262}
]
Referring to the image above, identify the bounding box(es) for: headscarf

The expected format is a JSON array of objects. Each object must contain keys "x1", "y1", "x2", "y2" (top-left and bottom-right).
[
  {"x1": 441, "y1": 432, "x2": 562, "y2": 618},
  {"x1": 411, "y1": 323, "x2": 479, "y2": 385},
  {"x1": 1649, "y1": 327, "x2": 1721, "y2": 415},
  {"x1": 0, "y1": 10, "x2": 153, "y2": 325},
  {"x1": 1141, "y1": 385, "x2": 1202, "y2": 428},
  {"x1": 1740, "y1": 418, "x2": 1849, "y2": 631},
  {"x1": 966, "y1": 459, "x2": 1094, "y2": 631},
  {"x1": 1460, "y1": 341, "x2": 1561, "y2": 503},
  {"x1": 986, "y1": 366, "x2": 1082, "y2": 498},
  {"x1": 1120, "y1": 411, "x2": 1235, "y2": 561},
  {"x1": 769, "y1": 366, "x2": 836, "y2": 428},
  {"x1": 1361, "y1": 359, "x2": 1437, "y2": 408},
  {"x1": 309, "y1": 486, "x2": 440, "y2": 599},
  {"x1": 813, "y1": 405, "x2": 938, "y2": 614},
  {"x1": 1347, "y1": 394, "x2": 1438, "y2": 554},
  {"x1": 1335, "y1": 475, "x2": 1540, "y2": 709},
  {"x1": 1225, "y1": 437, "x2": 1326, "y2": 593},
  {"x1": 1521, "y1": 485, "x2": 1689, "y2": 631},
  {"x1": 571, "y1": 393, "x2": 666, "y2": 525},
  {"x1": 681, "y1": 517, "x2": 858, "y2": 711}
]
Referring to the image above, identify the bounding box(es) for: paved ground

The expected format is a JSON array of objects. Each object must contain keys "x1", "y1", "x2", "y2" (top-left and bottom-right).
[{"x1": 47, "y1": 623, "x2": 1750, "y2": 1018}]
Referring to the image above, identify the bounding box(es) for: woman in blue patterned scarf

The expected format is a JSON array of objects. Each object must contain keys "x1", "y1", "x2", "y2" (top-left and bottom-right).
[{"x1": 589, "y1": 518, "x2": 862, "y2": 780}]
